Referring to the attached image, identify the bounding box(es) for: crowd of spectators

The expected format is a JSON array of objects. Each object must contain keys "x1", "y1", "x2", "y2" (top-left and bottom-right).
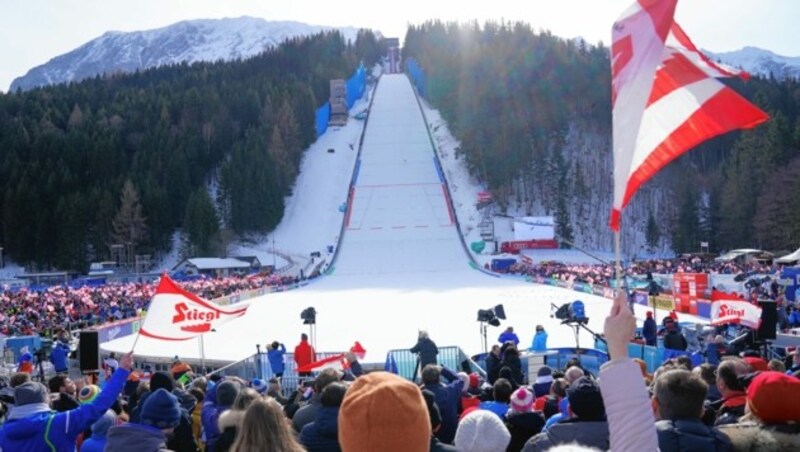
[
  {"x1": 1, "y1": 291, "x2": 798, "y2": 451},
  {"x1": 0, "y1": 272, "x2": 297, "y2": 338}
]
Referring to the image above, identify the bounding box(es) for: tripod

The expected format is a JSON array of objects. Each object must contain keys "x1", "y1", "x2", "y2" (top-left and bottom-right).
[
  {"x1": 562, "y1": 320, "x2": 607, "y2": 352},
  {"x1": 479, "y1": 322, "x2": 489, "y2": 354}
]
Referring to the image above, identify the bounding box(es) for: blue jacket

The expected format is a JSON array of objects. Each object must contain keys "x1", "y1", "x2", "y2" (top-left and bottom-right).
[
  {"x1": 0, "y1": 367, "x2": 129, "y2": 452},
  {"x1": 80, "y1": 436, "x2": 108, "y2": 452},
  {"x1": 422, "y1": 366, "x2": 464, "y2": 445},
  {"x1": 478, "y1": 401, "x2": 509, "y2": 419},
  {"x1": 49, "y1": 342, "x2": 70, "y2": 372},
  {"x1": 531, "y1": 332, "x2": 548, "y2": 352},
  {"x1": 267, "y1": 343, "x2": 286, "y2": 374},
  {"x1": 201, "y1": 384, "x2": 231, "y2": 452},
  {"x1": 299, "y1": 406, "x2": 341, "y2": 452},
  {"x1": 499, "y1": 331, "x2": 520, "y2": 346}
]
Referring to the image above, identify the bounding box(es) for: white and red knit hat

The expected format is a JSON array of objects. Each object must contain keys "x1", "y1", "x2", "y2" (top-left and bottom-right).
[{"x1": 509, "y1": 387, "x2": 534, "y2": 412}]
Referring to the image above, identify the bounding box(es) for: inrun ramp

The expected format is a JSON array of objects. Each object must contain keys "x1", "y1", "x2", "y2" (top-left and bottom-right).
[{"x1": 103, "y1": 74, "x2": 649, "y2": 363}]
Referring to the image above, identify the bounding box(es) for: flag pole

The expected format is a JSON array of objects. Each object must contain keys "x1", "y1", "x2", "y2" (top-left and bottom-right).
[{"x1": 614, "y1": 231, "x2": 623, "y2": 294}]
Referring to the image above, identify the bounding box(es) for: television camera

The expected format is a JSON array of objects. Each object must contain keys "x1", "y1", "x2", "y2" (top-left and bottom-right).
[{"x1": 551, "y1": 300, "x2": 588, "y2": 325}]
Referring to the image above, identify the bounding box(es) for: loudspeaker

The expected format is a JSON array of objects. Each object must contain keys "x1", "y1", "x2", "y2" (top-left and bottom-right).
[
  {"x1": 756, "y1": 299, "x2": 777, "y2": 341},
  {"x1": 79, "y1": 331, "x2": 100, "y2": 371}
]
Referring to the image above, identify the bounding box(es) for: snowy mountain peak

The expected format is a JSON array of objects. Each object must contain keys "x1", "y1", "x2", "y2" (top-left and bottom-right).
[
  {"x1": 10, "y1": 17, "x2": 362, "y2": 92},
  {"x1": 705, "y1": 46, "x2": 800, "y2": 80}
]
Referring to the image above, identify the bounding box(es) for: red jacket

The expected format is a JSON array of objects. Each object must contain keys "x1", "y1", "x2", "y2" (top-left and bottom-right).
[{"x1": 294, "y1": 340, "x2": 316, "y2": 367}]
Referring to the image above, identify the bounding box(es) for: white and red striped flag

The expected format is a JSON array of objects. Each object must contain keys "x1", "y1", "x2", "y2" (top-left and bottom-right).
[
  {"x1": 610, "y1": 0, "x2": 768, "y2": 231},
  {"x1": 139, "y1": 274, "x2": 248, "y2": 341},
  {"x1": 296, "y1": 342, "x2": 366, "y2": 374}
]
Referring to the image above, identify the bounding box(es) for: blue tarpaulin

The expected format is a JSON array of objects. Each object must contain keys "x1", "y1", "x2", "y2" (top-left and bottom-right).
[
  {"x1": 315, "y1": 65, "x2": 367, "y2": 138},
  {"x1": 406, "y1": 58, "x2": 426, "y2": 98}
]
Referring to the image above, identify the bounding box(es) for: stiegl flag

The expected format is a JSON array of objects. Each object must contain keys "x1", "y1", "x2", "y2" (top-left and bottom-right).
[
  {"x1": 139, "y1": 274, "x2": 248, "y2": 341},
  {"x1": 610, "y1": 0, "x2": 769, "y2": 231}
]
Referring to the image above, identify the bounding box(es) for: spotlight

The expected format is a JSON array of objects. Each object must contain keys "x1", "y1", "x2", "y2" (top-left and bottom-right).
[
  {"x1": 476, "y1": 304, "x2": 506, "y2": 327},
  {"x1": 301, "y1": 307, "x2": 317, "y2": 325}
]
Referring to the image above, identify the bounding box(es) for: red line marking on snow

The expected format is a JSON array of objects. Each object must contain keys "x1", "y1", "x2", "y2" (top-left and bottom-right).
[
  {"x1": 441, "y1": 184, "x2": 455, "y2": 224},
  {"x1": 358, "y1": 182, "x2": 441, "y2": 188},
  {"x1": 344, "y1": 187, "x2": 355, "y2": 227}
]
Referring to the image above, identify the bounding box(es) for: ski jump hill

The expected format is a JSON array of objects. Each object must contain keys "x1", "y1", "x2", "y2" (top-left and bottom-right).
[{"x1": 103, "y1": 74, "x2": 654, "y2": 364}]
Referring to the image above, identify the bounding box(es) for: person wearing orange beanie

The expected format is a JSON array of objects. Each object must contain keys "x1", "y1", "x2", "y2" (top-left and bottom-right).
[{"x1": 338, "y1": 372, "x2": 431, "y2": 452}]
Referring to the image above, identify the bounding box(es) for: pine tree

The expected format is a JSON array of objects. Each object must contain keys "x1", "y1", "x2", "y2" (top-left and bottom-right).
[
  {"x1": 183, "y1": 188, "x2": 220, "y2": 256},
  {"x1": 110, "y1": 179, "x2": 148, "y2": 264},
  {"x1": 645, "y1": 213, "x2": 660, "y2": 253}
]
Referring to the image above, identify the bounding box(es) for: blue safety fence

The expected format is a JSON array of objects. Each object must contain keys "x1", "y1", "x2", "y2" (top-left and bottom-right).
[
  {"x1": 346, "y1": 65, "x2": 366, "y2": 109},
  {"x1": 315, "y1": 102, "x2": 330, "y2": 137},
  {"x1": 406, "y1": 58, "x2": 427, "y2": 98},
  {"x1": 433, "y1": 157, "x2": 445, "y2": 183},
  {"x1": 593, "y1": 339, "x2": 699, "y2": 374}
]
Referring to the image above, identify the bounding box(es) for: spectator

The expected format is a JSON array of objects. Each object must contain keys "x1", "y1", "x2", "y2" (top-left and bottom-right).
[
  {"x1": 267, "y1": 341, "x2": 286, "y2": 378},
  {"x1": 460, "y1": 373, "x2": 481, "y2": 413},
  {"x1": 532, "y1": 366, "x2": 554, "y2": 398},
  {"x1": 49, "y1": 339, "x2": 70, "y2": 374},
  {"x1": 767, "y1": 358, "x2": 786, "y2": 373},
  {"x1": 501, "y1": 346, "x2": 525, "y2": 385},
  {"x1": 598, "y1": 290, "x2": 658, "y2": 452},
  {"x1": 531, "y1": 325, "x2": 548, "y2": 352},
  {"x1": 411, "y1": 330, "x2": 439, "y2": 371},
  {"x1": 711, "y1": 357, "x2": 750, "y2": 426},
  {"x1": 188, "y1": 387, "x2": 205, "y2": 449},
  {"x1": 230, "y1": 397, "x2": 304, "y2": 452},
  {"x1": 478, "y1": 378, "x2": 513, "y2": 419},
  {"x1": 300, "y1": 382, "x2": 347, "y2": 452},
  {"x1": 249, "y1": 378, "x2": 268, "y2": 395},
  {"x1": 652, "y1": 369, "x2": 732, "y2": 451},
  {"x1": 171, "y1": 358, "x2": 193, "y2": 381},
  {"x1": 505, "y1": 387, "x2": 545, "y2": 452},
  {"x1": 694, "y1": 364, "x2": 721, "y2": 402},
  {"x1": 643, "y1": 311, "x2": 657, "y2": 346},
  {"x1": 338, "y1": 372, "x2": 431, "y2": 452},
  {"x1": 421, "y1": 364, "x2": 464, "y2": 444},
  {"x1": 787, "y1": 347, "x2": 800, "y2": 374},
  {"x1": 131, "y1": 370, "x2": 198, "y2": 452},
  {"x1": 455, "y1": 409, "x2": 511, "y2": 452},
  {"x1": 203, "y1": 379, "x2": 242, "y2": 452},
  {"x1": 16, "y1": 346, "x2": 33, "y2": 374},
  {"x1": 743, "y1": 356, "x2": 768, "y2": 372},
  {"x1": 533, "y1": 378, "x2": 568, "y2": 420},
  {"x1": 292, "y1": 368, "x2": 340, "y2": 432},
  {"x1": 422, "y1": 389, "x2": 458, "y2": 451},
  {"x1": 48, "y1": 374, "x2": 79, "y2": 412},
  {"x1": 80, "y1": 409, "x2": 117, "y2": 452},
  {"x1": 0, "y1": 351, "x2": 132, "y2": 451},
  {"x1": 718, "y1": 371, "x2": 800, "y2": 449},
  {"x1": 216, "y1": 388, "x2": 261, "y2": 452},
  {"x1": 523, "y1": 377, "x2": 609, "y2": 451},
  {"x1": 106, "y1": 388, "x2": 183, "y2": 451},
  {"x1": 267, "y1": 377, "x2": 289, "y2": 406},
  {"x1": 663, "y1": 320, "x2": 688, "y2": 351},
  {"x1": 485, "y1": 345, "x2": 502, "y2": 385},
  {"x1": 499, "y1": 326, "x2": 520, "y2": 346},
  {"x1": 294, "y1": 333, "x2": 316, "y2": 377}
]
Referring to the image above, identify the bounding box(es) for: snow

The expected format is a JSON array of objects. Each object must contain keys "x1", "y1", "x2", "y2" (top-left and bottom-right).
[
  {"x1": 705, "y1": 46, "x2": 800, "y2": 79},
  {"x1": 103, "y1": 73, "x2": 708, "y2": 364}
]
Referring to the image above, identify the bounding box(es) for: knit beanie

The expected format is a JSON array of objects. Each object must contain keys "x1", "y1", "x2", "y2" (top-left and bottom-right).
[
  {"x1": 454, "y1": 409, "x2": 511, "y2": 452},
  {"x1": 250, "y1": 378, "x2": 268, "y2": 394},
  {"x1": 150, "y1": 371, "x2": 175, "y2": 392},
  {"x1": 743, "y1": 356, "x2": 769, "y2": 372},
  {"x1": 91, "y1": 409, "x2": 117, "y2": 437},
  {"x1": 339, "y1": 372, "x2": 430, "y2": 452},
  {"x1": 14, "y1": 382, "x2": 49, "y2": 406},
  {"x1": 469, "y1": 373, "x2": 480, "y2": 389},
  {"x1": 216, "y1": 381, "x2": 240, "y2": 406},
  {"x1": 78, "y1": 385, "x2": 101, "y2": 404},
  {"x1": 509, "y1": 387, "x2": 534, "y2": 413},
  {"x1": 141, "y1": 388, "x2": 182, "y2": 429},
  {"x1": 747, "y1": 371, "x2": 800, "y2": 423},
  {"x1": 535, "y1": 366, "x2": 554, "y2": 384}
]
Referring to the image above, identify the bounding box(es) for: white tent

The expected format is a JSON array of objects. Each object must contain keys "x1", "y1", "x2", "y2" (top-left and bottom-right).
[{"x1": 776, "y1": 247, "x2": 800, "y2": 264}]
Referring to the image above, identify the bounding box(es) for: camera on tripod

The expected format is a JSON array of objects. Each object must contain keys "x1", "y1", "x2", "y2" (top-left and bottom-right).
[
  {"x1": 744, "y1": 277, "x2": 771, "y2": 290},
  {"x1": 552, "y1": 300, "x2": 588, "y2": 324}
]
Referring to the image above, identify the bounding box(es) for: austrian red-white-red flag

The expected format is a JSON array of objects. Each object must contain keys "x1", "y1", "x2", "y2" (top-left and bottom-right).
[
  {"x1": 139, "y1": 274, "x2": 248, "y2": 341},
  {"x1": 610, "y1": 0, "x2": 769, "y2": 231}
]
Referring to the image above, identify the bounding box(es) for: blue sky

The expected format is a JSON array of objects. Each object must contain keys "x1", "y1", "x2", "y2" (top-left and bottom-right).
[{"x1": 1, "y1": 0, "x2": 798, "y2": 92}]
